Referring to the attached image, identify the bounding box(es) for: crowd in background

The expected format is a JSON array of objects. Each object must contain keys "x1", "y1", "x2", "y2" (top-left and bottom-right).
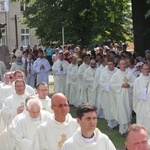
[{"x1": 0, "y1": 42, "x2": 150, "y2": 150}]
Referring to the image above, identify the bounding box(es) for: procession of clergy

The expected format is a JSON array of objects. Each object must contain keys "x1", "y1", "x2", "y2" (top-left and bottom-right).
[{"x1": 0, "y1": 44, "x2": 150, "y2": 150}]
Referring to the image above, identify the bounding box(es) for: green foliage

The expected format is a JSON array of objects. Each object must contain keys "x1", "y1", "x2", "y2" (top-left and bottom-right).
[{"x1": 10, "y1": 0, "x2": 133, "y2": 46}]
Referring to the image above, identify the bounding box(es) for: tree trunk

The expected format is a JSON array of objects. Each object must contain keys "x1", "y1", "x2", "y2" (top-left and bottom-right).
[{"x1": 131, "y1": 0, "x2": 150, "y2": 57}]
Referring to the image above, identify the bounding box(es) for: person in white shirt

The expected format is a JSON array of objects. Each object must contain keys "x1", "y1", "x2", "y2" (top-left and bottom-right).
[
  {"x1": 15, "y1": 98, "x2": 50, "y2": 150},
  {"x1": 52, "y1": 52, "x2": 69, "y2": 94},
  {"x1": 62, "y1": 103, "x2": 116, "y2": 150},
  {"x1": 36, "y1": 81, "x2": 53, "y2": 113},
  {"x1": 31, "y1": 93, "x2": 79, "y2": 150},
  {"x1": 33, "y1": 49, "x2": 51, "y2": 84}
]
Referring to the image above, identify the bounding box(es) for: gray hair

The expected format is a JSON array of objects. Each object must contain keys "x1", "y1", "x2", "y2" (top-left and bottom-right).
[{"x1": 26, "y1": 98, "x2": 42, "y2": 111}]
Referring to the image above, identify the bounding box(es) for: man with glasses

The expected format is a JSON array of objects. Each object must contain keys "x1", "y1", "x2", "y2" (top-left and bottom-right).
[
  {"x1": 0, "y1": 79, "x2": 29, "y2": 150},
  {"x1": 1, "y1": 70, "x2": 35, "y2": 103},
  {"x1": 31, "y1": 93, "x2": 79, "y2": 150},
  {"x1": 36, "y1": 81, "x2": 53, "y2": 113}
]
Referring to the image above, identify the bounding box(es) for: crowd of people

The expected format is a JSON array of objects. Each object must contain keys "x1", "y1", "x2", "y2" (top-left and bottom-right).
[{"x1": 0, "y1": 43, "x2": 150, "y2": 150}]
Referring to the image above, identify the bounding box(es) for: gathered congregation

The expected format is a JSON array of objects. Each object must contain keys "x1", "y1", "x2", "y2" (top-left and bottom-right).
[{"x1": 0, "y1": 43, "x2": 150, "y2": 150}]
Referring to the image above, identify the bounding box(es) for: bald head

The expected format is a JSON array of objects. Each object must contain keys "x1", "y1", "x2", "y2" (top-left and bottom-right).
[
  {"x1": 51, "y1": 93, "x2": 67, "y2": 104},
  {"x1": 51, "y1": 93, "x2": 69, "y2": 122}
]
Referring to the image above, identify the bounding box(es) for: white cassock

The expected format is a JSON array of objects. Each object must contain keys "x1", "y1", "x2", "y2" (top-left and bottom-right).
[
  {"x1": 92, "y1": 65, "x2": 107, "y2": 108},
  {"x1": 36, "y1": 94, "x2": 53, "y2": 113},
  {"x1": 133, "y1": 74, "x2": 150, "y2": 132},
  {"x1": 1, "y1": 92, "x2": 29, "y2": 125},
  {"x1": 65, "y1": 63, "x2": 77, "y2": 105},
  {"x1": 0, "y1": 82, "x2": 35, "y2": 106},
  {"x1": 52, "y1": 59, "x2": 69, "y2": 94},
  {"x1": 99, "y1": 68, "x2": 118, "y2": 128},
  {"x1": 31, "y1": 113, "x2": 79, "y2": 150},
  {"x1": 15, "y1": 110, "x2": 50, "y2": 150},
  {"x1": 82, "y1": 66, "x2": 97, "y2": 104},
  {"x1": 8, "y1": 110, "x2": 27, "y2": 150},
  {"x1": 10, "y1": 62, "x2": 25, "y2": 72},
  {"x1": 33, "y1": 57, "x2": 51, "y2": 84},
  {"x1": 110, "y1": 69, "x2": 135, "y2": 134},
  {"x1": 0, "y1": 92, "x2": 29, "y2": 150},
  {"x1": 61, "y1": 128, "x2": 116, "y2": 150},
  {"x1": 77, "y1": 62, "x2": 89, "y2": 105}
]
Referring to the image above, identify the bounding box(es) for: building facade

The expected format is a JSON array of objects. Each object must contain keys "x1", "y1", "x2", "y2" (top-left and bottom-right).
[{"x1": 0, "y1": 0, "x2": 40, "y2": 53}]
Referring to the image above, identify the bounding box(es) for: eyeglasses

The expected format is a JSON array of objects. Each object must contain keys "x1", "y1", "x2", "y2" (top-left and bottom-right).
[
  {"x1": 52, "y1": 104, "x2": 69, "y2": 108},
  {"x1": 15, "y1": 85, "x2": 25, "y2": 88}
]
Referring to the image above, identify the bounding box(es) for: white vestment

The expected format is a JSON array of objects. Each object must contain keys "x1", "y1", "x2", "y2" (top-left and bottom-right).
[
  {"x1": 33, "y1": 57, "x2": 51, "y2": 84},
  {"x1": 31, "y1": 113, "x2": 79, "y2": 150},
  {"x1": 92, "y1": 65, "x2": 107, "y2": 107},
  {"x1": 0, "y1": 83, "x2": 35, "y2": 107},
  {"x1": 0, "y1": 92, "x2": 29, "y2": 150},
  {"x1": 77, "y1": 63, "x2": 89, "y2": 105},
  {"x1": 66, "y1": 63, "x2": 78, "y2": 105},
  {"x1": 15, "y1": 110, "x2": 50, "y2": 150},
  {"x1": 82, "y1": 67, "x2": 97, "y2": 104},
  {"x1": 52, "y1": 59, "x2": 69, "y2": 94},
  {"x1": 133, "y1": 74, "x2": 150, "y2": 133},
  {"x1": 36, "y1": 94, "x2": 53, "y2": 113},
  {"x1": 8, "y1": 110, "x2": 27, "y2": 150},
  {"x1": 100, "y1": 68, "x2": 118, "y2": 128},
  {"x1": 110, "y1": 69, "x2": 135, "y2": 134},
  {"x1": 1, "y1": 92, "x2": 29, "y2": 125},
  {"x1": 61, "y1": 128, "x2": 116, "y2": 150},
  {"x1": 10, "y1": 63, "x2": 25, "y2": 72}
]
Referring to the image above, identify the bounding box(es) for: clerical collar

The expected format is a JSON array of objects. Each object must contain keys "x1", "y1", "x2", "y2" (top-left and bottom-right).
[
  {"x1": 30, "y1": 116, "x2": 41, "y2": 121},
  {"x1": 81, "y1": 132, "x2": 96, "y2": 143}
]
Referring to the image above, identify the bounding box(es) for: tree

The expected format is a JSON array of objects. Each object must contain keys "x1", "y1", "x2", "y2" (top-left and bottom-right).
[
  {"x1": 131, "y1": 0, "x2": 150, "y2": 56},
  {"x1": 11, "y1": 0, "x2": 132, "y2": 47}
]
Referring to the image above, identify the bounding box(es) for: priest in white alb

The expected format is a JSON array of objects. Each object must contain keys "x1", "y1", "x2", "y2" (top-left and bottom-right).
[
  {"x1": 77, "y1": 55, "x2": 90, "y2": 105},
  {"x1": 82, "y1": 59, "x2": 97, "y2": 104},
  {"x1": 65, "y1": 56, "x2": 77, "y2": 105},
  {"x1": 15, "y1": 98, "x2": 50, "y2": 150},
  {"x1": 52, "y1": 52, "x2": 69, "y2": 94},
  {"x1": 133, "y1": 64, "x2": 150, "y2": 134},
  {"x1": 110, "y1": 59, "x2": 135, "y2": 136},
  {"x1": 33, "y1": 49, "x2": 51, "y2": 84},
  {"x1": 61, "y1": 103, "x2": 116, "y2": 150},
  {"x1": 36, "y1": 81, "x2": 53, "y2": 113},
  {"x1": 31, "y1": 93, "x2": 79, "y2": 150},
  {"x1": 99, "y1": 59, "x2": 118, "y2": 130}
]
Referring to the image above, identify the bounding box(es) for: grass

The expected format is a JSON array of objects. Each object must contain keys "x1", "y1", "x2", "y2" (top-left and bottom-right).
[{"x1": 49, "y1": 83, "x2": 135, "y2": 149}]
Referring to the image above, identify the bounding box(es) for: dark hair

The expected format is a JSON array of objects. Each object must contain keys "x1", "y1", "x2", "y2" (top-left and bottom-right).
[
  {"x1": 107, "y1": 58, "x2": 114, "y2": 64},
  {"x1": 36, "y1": 81, "x2": 47, "y2": 89},
  {"x1": 76, "y1": 103, "x2": 97, "y2": 119}
]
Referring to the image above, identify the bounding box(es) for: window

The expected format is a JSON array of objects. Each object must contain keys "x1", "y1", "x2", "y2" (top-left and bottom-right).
[
  {"x1": 21, "y1": 29, "x2": 30, "y2": 47},
  {"x1": 20, "y1": 2, "x2": 27, "y2": 11},
  {"x1": 0, "y1": 1, "x2": 4, "y2": 12},
  {"x1": 0, "y1": 0, "x2": 9, "y2": 12},
  {"x1": 0, "y1": 28, "x2": 6, "y2": 44}
]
